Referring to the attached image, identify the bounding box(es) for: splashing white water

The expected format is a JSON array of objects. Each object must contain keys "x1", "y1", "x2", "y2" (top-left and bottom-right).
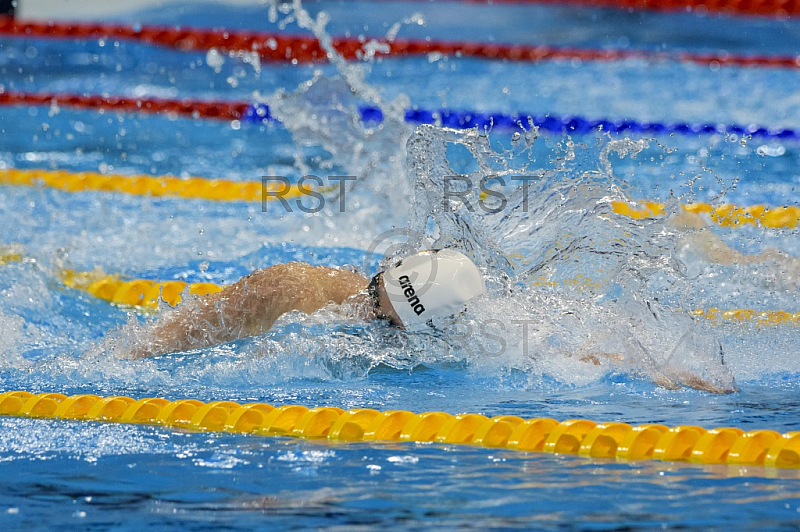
[
  {"x1": 391, "y1": 124, "x2": 737, "y2": 392},
  {"x1": 2, "y1": 0, "x2": 798, "y2": 395}
]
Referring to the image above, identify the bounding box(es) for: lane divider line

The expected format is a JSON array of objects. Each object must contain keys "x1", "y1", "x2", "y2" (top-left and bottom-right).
[
  {"x1": 2, "y1": 168, "x2": 798, "y2": 230},
  {"x1": 1, "y1": 17, "x2": 799, "y2": 68},
  {"x1": 0, "y1": 167, "x2": 328, "y2": 203},
  {"x1": 1, "y1": 391, "x2": 798, "y2": 469},
  {"x1": 59, "y1": 268, "x2": 223, "y2": 308},
  {"x1": 480, "y1": 0, "x2": 800, "y2": 18},
  {"x1": 2, "y1": 90, "x2": 798, "y2": 141},
  {"x1": 0, "y1": 90, "x2": 248, "y2": 121},
  {"x1": 358, "y1": 104, "x2": 800, "y2": 140},
  {"x1": 0, "y1": 244, "x2": 24, "y2": 266},
  {"x1": 612, "y1": 200, "x2": 800, "y2": 229}
]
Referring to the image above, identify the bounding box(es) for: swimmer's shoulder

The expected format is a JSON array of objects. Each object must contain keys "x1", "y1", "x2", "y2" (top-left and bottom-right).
[{"x1": 243, "y1": 262, "x2": 367, "y2": 292}]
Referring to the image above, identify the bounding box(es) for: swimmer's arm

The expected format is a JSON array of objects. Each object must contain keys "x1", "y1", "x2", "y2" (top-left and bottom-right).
[
  {"x1": 575, "y1": 353, "x2": 737, "y2": 393},
  {"x1": 670, "y1": 210, "x2": 782, "y2": 265},
  {"x1": 652, "y1": 373, "x2": 738, "y2": 394},
  {"x1": 129, "y1": 263, "x2": 367, "y2": 359}
]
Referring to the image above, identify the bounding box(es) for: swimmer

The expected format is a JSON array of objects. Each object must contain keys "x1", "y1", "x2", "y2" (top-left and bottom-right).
[
  {"x1": 121, "y1": 246, "x2": 739, "y2": 394},
  {"x1": 127, "y1": 249, "x2": 486, "y2": 360}
]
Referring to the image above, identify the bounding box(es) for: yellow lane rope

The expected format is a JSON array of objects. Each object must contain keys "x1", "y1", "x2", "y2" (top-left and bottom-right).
[
  {"x1": 0, "y1": 168, "x2": 327, "y2": 202},
  {"x1": 1, "y1": 391, "x2": 798, "y2": 469},
  {"x1": 60, "y1": 268, "x2": 223, "y2": 308},
  {"x1": 0, "y1": 244, "x2": 24, "y2": 266},
  {"x1": 2, "y1": 167, "x2": 799, "y2": 228},
  {"x1": 58, "y1": 268, "x2": 800, "y2": 326},
  {"x1": 691, "y1": 308, "x2": 800, "y2": 326},
  {"x1": 612, "y1": 200, "x2": 800, "y2": 229}
]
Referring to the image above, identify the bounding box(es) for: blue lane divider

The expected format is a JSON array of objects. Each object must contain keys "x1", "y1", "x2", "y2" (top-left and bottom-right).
[{"x1": 243, "y1": 103, "x2": 799, "y2": 140}]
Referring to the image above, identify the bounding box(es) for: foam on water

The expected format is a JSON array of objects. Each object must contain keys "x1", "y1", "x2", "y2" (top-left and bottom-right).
[
  {"x1": 5, "y1": 5, "x2": 800, "y2": 530},
  {"x1": 374, "y1": 124, "x2": 732, "y2": 391},
  {"x1": 0, "y1": 0, "x2": 798, "y2": 397}
]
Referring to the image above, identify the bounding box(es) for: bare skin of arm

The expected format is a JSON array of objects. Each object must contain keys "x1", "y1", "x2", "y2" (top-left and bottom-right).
[
  {"x1": 129, "y1": 263, "x2": 368, "y2": 359},
  {"x1": 670, "y1": 209, "x2": 792, "y2": 265}
]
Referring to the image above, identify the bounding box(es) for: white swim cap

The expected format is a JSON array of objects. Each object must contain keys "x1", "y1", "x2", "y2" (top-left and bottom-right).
[{"x1": 382, "y1": 249, "x2": 485, "y2": 328}]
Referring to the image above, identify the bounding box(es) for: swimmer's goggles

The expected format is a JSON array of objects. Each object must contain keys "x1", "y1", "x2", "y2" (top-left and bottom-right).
[{"x1": 367, "y1": 272, "x2": 386, "y2": 319}]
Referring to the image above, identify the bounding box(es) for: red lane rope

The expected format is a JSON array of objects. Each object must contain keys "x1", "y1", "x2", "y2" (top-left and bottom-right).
[
  {"x1": 1, "y1": 18, "x2": 799, "y2": 69},
  {"x1": 0, "y1": 90, "x2": 248, "y2": 120},
  {"x1": 463, "y1": 0, "x2": 800, "y2": 18}
]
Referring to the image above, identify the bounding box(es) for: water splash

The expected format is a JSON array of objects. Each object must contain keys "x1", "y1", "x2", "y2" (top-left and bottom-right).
[
  {"x1": 262, "y1": 0, "x2": 414, "y2": 238},
  {"x1": 1, "y1": 0, "x2": 797, "y2": 396},
  {"x1": 400, "y1": 124, "x2": 737, "y2": 392}
]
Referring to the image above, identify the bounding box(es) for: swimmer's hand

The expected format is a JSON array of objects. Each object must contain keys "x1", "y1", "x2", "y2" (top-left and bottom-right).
[
  {"x1": 578, "y1": 352, "x2": 623, "y2": 365},
  {"x1": 653, "y1": 373, "x2": 739, "y2": 394},
  {"x1": 573, "y1": 351, "x2": 738, "y2": 394},
  {"x1": 671, "y1": 210, "x2": 800, "y2": 292}
]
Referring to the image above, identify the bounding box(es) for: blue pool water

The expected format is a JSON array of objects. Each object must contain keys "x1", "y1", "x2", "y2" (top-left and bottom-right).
[{"x1": 2, "y1": 0, "x2": 800, "y2": 529}]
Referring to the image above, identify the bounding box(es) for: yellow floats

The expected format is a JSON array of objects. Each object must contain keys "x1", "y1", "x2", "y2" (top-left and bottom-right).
[
  {"x1": 0, "y1": 167, "x2": 321, "y2": 203},
  {"x1": 691, "y1": 308, "x2": 800, "y2": 326},
  {"x1": 1, "y1": 390, "x2": 799, "y2": 469},
  {"x1": 611, "y1": 200, "x2": 800, "y2": 229},
  {"x1": 59, "y1": 268, "x2": 222, "y2": 308},
  {"x1": 2, "y1": 167, "x2": 799, "y2": 228},
  {"x1": 0, "y1": 244, "x2": 24, "y2": 266}
]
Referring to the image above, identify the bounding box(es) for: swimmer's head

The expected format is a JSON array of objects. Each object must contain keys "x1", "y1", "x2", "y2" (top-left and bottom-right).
[{"x1": 369, "y1": 249, "x2": 485, "y2": 328}]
